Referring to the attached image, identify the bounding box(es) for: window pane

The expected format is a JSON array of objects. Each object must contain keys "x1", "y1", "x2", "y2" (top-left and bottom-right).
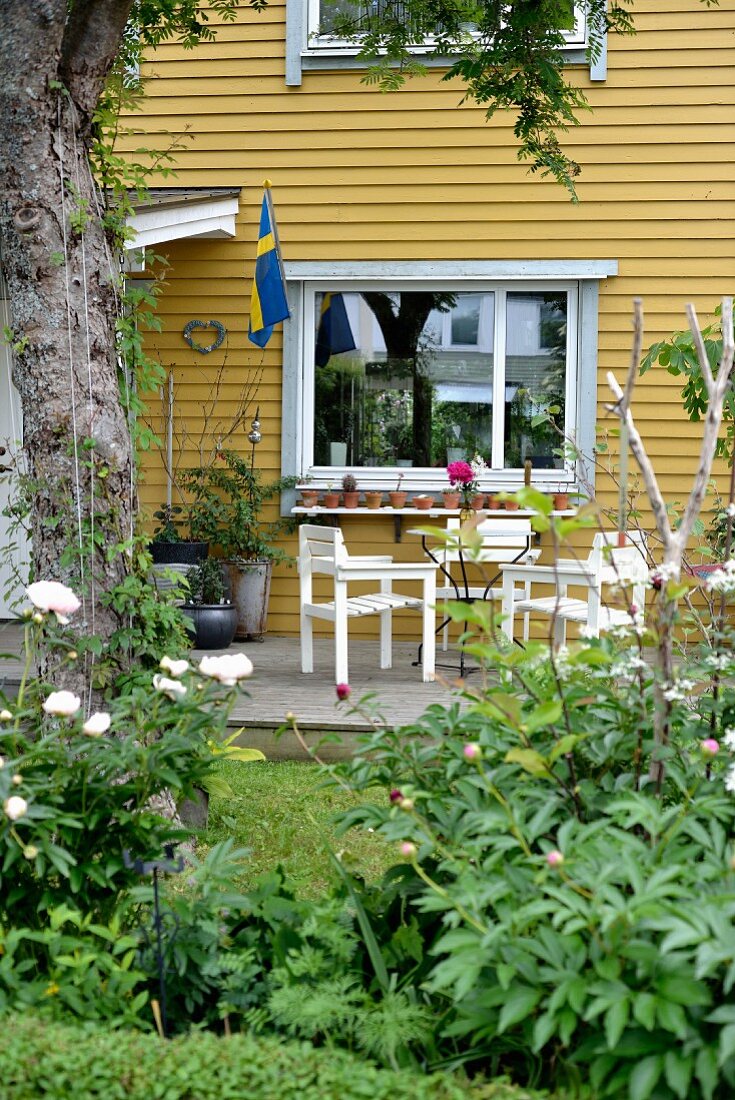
[
  {"x1": 504, "y1": 292, "x2": 567, "y2": 470},
  {"x1": 313, "y1": 290, "x2": 494, "y2": 468}
]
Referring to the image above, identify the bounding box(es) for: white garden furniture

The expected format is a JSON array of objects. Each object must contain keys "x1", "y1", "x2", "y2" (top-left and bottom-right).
[
  {"x1": 500, "y1": 530, "x2": 648, "y2": 646},
  {"x1": 298, "y1": 523, "x2": 439, "y2": 684}
]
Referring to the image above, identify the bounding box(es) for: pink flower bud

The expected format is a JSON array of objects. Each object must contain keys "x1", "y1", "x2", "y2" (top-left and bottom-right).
[
  {"x1": 463, "y1": 743, "x2": 482, "y2": 761},
  {"x1": 701, "y1": 738, "x2": 720, "y2": 757},
  {"x1": 400, "y1": 841, "x2": 417, "y2": 859},
  {"x1": 389, "y1": 788, "x2": 403, "y2": 804},
  {"x1": 336, "y1": 683, "x2": 351, "y2": 701},
  {"x1": 546, "y1": 849, "x2": 564, "y2": 868}
]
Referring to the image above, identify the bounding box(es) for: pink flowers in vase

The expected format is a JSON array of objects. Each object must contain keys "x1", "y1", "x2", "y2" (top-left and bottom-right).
[{"x1": 446, "y1": 459, "x2": 479, "y2": 508}]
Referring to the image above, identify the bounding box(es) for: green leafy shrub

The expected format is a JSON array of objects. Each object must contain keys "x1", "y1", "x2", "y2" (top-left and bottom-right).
[
  {"x1": 0, "y1": 1014, "x2": 552, "y2": 1100},
  {"x1": 0, "y1": 601, "x2": 254, "y2": 1024},
  {"x1": 328, "y1": 608, "x2": 735, "y2": 1099}
]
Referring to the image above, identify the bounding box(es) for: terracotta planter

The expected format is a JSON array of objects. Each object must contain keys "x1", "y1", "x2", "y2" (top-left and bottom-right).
[
  {"x1": 504, "y1": 499, "x2": 520, "y2": 511},
  {"x1": 342, "y1": 491, "x2": 360, "y2": 509},
  {"x1": 413, "y1": 495, "x2": 434, "y2": 510},
  {"x1": 388, "y1": 491, "x2": 408, "y2": 509},
  {"x1": 364, "y1": 492, "x2": 383, "y2": 510},
  {"x1": 300, "y1": 491, "x2": 320, "y2": 508},
  {"x1": 487, "y1": 495, "x2": 500, "y2": 510},
  {"x1": 553, "y1": 493, "x2": 570, "y2": 511},
  {"x1": 442, "y1": 492, "x2": 461, "y2": 509},
  {"x1": 322, "y1": 491, "x2": 340, "y2": 508},
  {"x1": 470, "y1": 493, "x2": 485, "y2": 510}
]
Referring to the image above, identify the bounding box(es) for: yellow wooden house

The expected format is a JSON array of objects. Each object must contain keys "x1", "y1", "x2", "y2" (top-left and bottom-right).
[{"x1": 120, "y1": 0, "x2": 735, "y2": 638}]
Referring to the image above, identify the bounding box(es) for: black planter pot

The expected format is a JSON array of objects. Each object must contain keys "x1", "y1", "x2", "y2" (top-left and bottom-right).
[
  {"x1": 150, "y1": 540, "x2": 208, "y2": 565},
  {"x1": 181, "y1": 602, "x2": 238, "y2": 649}
]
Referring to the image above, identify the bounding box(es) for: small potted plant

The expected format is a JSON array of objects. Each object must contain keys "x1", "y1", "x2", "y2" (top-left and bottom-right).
[
  {"x1": 322, "y1": 481, "x2": 341, "y2": 508},
  {"x1": 412, "y1": 493, "x2": 435, "y2": 510},
  {"x1": 553, "y1": 484, "x2": 570, "y2": 511},
  {"x1": 299, "y1": 483, "x2": 320, "y2": 508},
  {"x1": 149, "y1": 504, "x2": 208, "y2": 565},
  {"x1": 388, "y1": 473, "x2": 408, "y2": 509},
  {"x1": 342, "y1": 473, "x2": 359, "y2": 508},
  {"x1": 442, "y1": 487, "x2": 461, "y2": 509},
  {"x1": 181, "y1": 557, "x2": 238, "y2": 649},
  {"x1": 364, "y1": 489, "x2": 383, "y2": 509}
]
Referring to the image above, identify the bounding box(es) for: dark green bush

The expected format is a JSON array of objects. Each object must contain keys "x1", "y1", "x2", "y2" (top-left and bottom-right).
[{"x1": 0, "y1": 1015, "x2": 552, "y2": 1100}]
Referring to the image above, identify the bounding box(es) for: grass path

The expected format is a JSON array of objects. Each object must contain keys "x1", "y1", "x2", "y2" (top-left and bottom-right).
[{"x1": 203, "y1": 759, "x2": 392, "y2": 896}]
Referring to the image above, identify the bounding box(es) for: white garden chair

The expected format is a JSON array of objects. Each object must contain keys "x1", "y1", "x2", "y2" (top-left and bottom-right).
[
  {"x1": 435, "y1": 517, "x2": 541, "y2": 646},
  {"x1": 298, "y1": 523, "x2": 439, "y2": 684},
  {"x1": 500, "y1": 529, "x2": 649, "y2": 646}
]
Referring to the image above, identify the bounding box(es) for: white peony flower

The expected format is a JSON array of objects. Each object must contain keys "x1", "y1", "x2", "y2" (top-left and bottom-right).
[
  {"x1": 724, "y1": 728, "x2": 735, "y2": 751},
  {"x1": 42, "y1": 690, "x2": 81, "y2": 718},
  {"x1": 198, "y1": 653, "x2": 253, "y2": 686},
  {"x1": 159, "y1": 656, "x2": 190, "y2": 678},
  {"x1": 4, "y1": 795, "x2": 28, "y2": 821},
  {"x1": 26, "y1": 581, "x2": 81, "y2": 624},
  {"x1": 0, "y1": 710, "x2": 12, "y2": 721},
  {"x1": 82, "y1": 712, "x2": 111, "y2": 737},
  {"x1": 153, "y1": 674, "x2": 187, "y2": 699},
  {"x1": 726, "y1": 764, "x2": 735, "y2": 793}
]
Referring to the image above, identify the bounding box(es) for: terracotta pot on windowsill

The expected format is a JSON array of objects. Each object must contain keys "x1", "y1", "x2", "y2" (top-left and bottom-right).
[
  {"x1": 364, "y1": 491, "x2": 383, "y2": 510},
  {"x1": 470, "y1": 493, "x2": 485, "y2": 510},
  {"x1": 343, "y1": 491, "x2": 360, "y2": 509},
  {"x1": 487, "y1": 495, "x2": 500, "y2": 510},
  {"x1": 322, "y1": 491, "x2": 340, "y2": 509},
  {"x1": 300, "y1": 491, "x2": 320, "y2": 508},
  {"x1": 553, "y1": 492, "x2": 570, "y2": 511},
  {"x1": 504, "y1": 499, "x2": 520, "y2": 511},
  {"x1": 442, "y1": 491, "x2": 461, "y2": 509},
  {"x1": 388, "y1": 491, "x2": 408, "y2": 509},
  {"x1": 413, "y1": 495, "x2": 435, "y2": 510}
]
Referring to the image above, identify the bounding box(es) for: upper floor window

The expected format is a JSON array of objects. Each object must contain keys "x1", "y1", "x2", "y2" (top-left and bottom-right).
[{"x1": 306, "y1": 0, "x2": 587, "y2": 53}]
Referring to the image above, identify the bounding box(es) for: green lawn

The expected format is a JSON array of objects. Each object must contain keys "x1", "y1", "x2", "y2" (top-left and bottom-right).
[{"x1": 203, "y1": 759, "x2": 393, "y2": 896}]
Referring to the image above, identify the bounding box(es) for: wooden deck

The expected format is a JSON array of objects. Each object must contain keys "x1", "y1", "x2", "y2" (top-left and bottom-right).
[{"x1": 0, "y1": 622, "x2": 466, "y2": 761}]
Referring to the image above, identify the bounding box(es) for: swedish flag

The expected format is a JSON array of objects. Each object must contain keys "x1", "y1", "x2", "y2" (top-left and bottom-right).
[
  {"x1": 248, "y1": 187, "x2": 290, "y2": 347},
  {"x1": 315, "y1": 293, "x2": 357, "y2": 367}
]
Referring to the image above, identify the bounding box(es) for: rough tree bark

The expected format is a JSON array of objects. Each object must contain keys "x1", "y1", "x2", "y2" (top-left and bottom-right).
[{"x1": 0, "y1": 1, "x2": 136, "y2": 665}]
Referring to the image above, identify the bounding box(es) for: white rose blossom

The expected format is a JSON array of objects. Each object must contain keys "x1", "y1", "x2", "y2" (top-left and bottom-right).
[
  {"x1": 82, "y1": 712, "x2": 111, "y2": 737},
  {"x1": 153, "y1": 674, "x2": 187, "y2": 699},
  {"x1": 4, "y1": 795, "x2": 28, "y2": 821},
  {"x1": 26, "y1": 581, "x2": 81, "y2": 624},
  {"x1": 159, "y1": 656, "x2": 190, "y2": 678},
  {"x1": 198, "y1": 653, "x2": 253, "y2": 686},
  {"x1": 42, "y1": 690, "x2": 81, "y2": 718}
]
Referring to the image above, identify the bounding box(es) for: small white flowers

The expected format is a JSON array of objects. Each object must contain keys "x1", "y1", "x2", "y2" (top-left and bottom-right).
[
  {"x1": 42, "y1": 690, "x2": 81, "y2": 718},
  {"x1": 153, "y1": 674, "x2": 187, "y2": 699},
  {"x1": 198, "y1": 653, "x2": 253, "y2": 686},
  {"x1": 159, "y1": 656, "x2": 190, "y2": 678},
  {"x1": 726, "y1": 503, "x2": 735, "y2": 519},
  {"x1": 26, "y1": 581, "x2": 80, "y2": 624},
  {"x1": 4, "y1": 795, "x2": 28, "y2": 821},
  {"x1": 705, "y1": 559, "x2": 735, "y2": 595},
  {"x1": 82, "y1": 712, "x2": 111, "y2": 737}
]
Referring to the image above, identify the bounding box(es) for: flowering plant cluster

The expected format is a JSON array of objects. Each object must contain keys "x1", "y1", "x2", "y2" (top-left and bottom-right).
[
  {"x1": 446, "y1": 459, "x2": 478, "y2": 506},
  {"x1": 0, "y1": 580, "x2": 257, "y2": 1023}
]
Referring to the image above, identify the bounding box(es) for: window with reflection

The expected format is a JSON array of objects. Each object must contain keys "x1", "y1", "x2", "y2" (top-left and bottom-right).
[{"x1": 311, "y1": 286, "x2": 572, "y2": 472}]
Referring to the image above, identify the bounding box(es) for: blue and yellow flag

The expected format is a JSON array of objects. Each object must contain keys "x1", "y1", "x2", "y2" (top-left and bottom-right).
[
  {"x1": 248, "y1": 186, "x2": 290, "y2": 347},
  {"x1": 315, "y1": 293, "x2": 357, "y2": 367}
]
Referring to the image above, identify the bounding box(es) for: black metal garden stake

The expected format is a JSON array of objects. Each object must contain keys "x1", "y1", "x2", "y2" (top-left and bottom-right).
[{"x1": 124, "y1": 845, "x2": 185, "y2": 1038}]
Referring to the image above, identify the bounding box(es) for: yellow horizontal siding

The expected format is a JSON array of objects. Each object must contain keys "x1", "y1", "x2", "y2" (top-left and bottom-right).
[{"x1": 126, "y1": 0, "x2": 735, "y2": 636}]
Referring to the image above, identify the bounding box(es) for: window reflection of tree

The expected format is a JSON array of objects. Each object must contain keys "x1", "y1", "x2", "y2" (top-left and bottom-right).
[{"x1": 362, "y1": 291, "x2": 456, "y2": 466}]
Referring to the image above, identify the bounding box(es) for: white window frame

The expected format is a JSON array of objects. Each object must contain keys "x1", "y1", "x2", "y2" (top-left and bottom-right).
[
  {"x1": 286, "y1": 0, "x2": 605, "y2": 85},
  {"x1": 280, "y1": 260, "x2": 618, "y2": 507}
]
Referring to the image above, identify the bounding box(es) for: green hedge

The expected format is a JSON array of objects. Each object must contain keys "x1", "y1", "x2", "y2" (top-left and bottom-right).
[{"x1": 0, "y1": 1016, "x2": 552, "y2": 1100}]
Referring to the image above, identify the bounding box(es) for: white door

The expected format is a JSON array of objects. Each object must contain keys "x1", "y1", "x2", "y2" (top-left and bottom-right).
[{"x1": 0, "y1": 290, "x2": 27, "y2": 617}]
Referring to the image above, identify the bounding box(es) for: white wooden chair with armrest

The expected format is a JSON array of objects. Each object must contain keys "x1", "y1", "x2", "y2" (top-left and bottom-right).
[
  {"x1": 298, "y1": 524, "x2": 439, "y2": 684},
  {"x1": 499, "y1": 530, "x2": 648, "y2": 646},
  {"x1": 436, "y1": 517, "x2": 541, "y2": 646}
]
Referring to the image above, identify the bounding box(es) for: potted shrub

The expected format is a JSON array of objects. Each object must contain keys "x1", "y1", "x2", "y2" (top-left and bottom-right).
[
  {"x1": 181, "y1": 557, "x2": 238, "y2": 649},
  {"x1": 179, "y1": 450, "x2": 297, "y2": 640},
  {"x1": 342, "y1": 473, "x2": 359, "y2": 508},
  {"x1": 149, "y1": 505, "x2": 208, "y2": 565}
]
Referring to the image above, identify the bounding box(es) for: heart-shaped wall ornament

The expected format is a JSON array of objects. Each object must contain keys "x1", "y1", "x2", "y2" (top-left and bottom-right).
[{"x1": 182, "y1": 319, "x2": 227, "y2": 355}]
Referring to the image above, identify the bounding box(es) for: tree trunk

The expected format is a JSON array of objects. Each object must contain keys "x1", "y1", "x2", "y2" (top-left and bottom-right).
[{"x1": 0, "y1": 2, "x2": 135, "y2": 683}]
